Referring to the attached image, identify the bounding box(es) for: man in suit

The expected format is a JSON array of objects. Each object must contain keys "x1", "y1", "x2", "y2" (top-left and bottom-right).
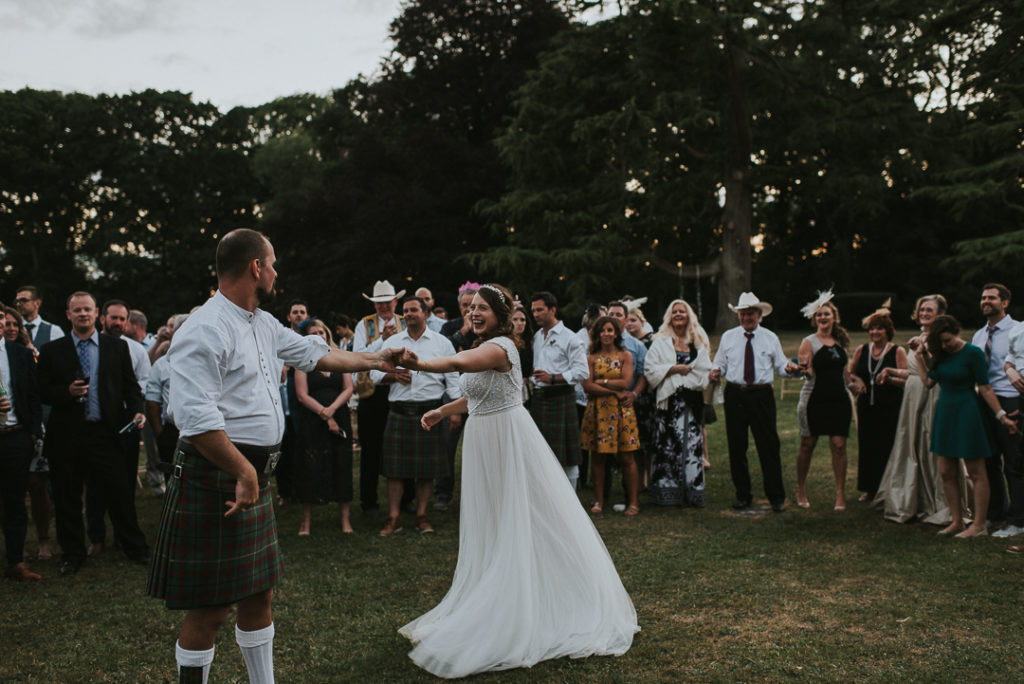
[
  {"x1": 37, "y1": 291, "x2": 149, "y2": 576},
  {"x1": 0, "y1": 330, "x2": 43, "y2": 580}
]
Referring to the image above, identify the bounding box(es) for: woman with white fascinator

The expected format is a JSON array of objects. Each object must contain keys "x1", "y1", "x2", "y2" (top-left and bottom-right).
[{"x1": 794, "y1": 290, "x2": 853, "y2": 511}]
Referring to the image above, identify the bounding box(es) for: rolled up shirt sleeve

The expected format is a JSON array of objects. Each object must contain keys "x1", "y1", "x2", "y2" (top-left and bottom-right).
[
  {"x1": 168, "y1": 324, "x2": 228, "y2": 438},
  {"x1": 563, "y1": 333, "x2": 590, "y2": 385},
  {"x1": 275, "y1": 324, "x2": 330, "y2": 372}
]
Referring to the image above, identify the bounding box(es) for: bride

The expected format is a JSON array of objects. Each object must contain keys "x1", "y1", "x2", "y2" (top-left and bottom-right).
[{"x1": 397, "y1": 283, "x2": 639, "y2": 678}]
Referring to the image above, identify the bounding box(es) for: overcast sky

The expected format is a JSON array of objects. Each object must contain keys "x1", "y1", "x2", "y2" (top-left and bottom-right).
[{"x1": 0, "y1": 0, "x2": 405, "y2": 108}]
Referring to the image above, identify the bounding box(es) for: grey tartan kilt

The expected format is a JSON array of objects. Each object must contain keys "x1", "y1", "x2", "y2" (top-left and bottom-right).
[{"x1": 381, "y1": 402, "x2": 449, "y2": 479}]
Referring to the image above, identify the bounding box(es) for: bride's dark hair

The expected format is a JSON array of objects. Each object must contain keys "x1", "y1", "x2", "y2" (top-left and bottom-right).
[{"x1": 473, "y1": 283, "x2": 524, "y2": 349}]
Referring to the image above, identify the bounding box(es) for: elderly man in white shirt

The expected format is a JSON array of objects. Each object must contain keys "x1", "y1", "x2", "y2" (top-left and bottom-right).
[
  {"x1": 146, "y1": 229, "x2": 403, "y2": 684},
  {"x1": 372, "y1": 296, "x2": 462, "y2": 536},
  {"x1": 709, "y1": 292, "x2": 798, "y2": 513},
  {"x1": 530, "y1": 291, "x2": 589, "y2": 489}
]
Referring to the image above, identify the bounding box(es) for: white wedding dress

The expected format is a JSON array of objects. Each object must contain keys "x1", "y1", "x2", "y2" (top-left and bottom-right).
[{"x1": 399, "y1": 336, "x2": 639, "y2": 679}]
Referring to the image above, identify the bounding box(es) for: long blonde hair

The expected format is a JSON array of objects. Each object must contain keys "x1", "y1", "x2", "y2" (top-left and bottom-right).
[
  {"x1": 304, "y1": 318, "x2": 339, "y2": 350},
  {"x1": 655, "y1": 299, "x2": 709, "y2": 349}
]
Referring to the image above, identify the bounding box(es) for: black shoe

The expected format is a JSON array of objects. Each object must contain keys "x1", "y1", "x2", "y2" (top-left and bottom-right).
[
  {"x1": 771, "y1": 501, "x2": 786, "y2": 513},
  {"x1": 732, "y1": 499, "x2": 752, "y2": 510},
  {"x1": 60, "y1": 560, "x2": 82, "y2": 577}
]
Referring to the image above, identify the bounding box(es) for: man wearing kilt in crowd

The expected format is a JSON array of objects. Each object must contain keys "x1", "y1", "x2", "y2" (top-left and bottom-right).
[
  {"x1": 147, "y1": 229, "x2": 404, "y2": 684},
  {"x1": 529, "y1": 292, "x2": 589, "y2": 490},
  {"x1": 373, "y1": 296, "x2": 462, "y2": 536}
]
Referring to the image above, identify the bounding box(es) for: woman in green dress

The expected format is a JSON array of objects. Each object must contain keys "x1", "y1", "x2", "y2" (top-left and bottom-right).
[{"x1": 914, "y1": 315, "x2": 1018, "y2": 538}]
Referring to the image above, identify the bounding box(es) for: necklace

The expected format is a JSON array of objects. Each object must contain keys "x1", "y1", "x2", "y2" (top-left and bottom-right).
[{"x1": 865, "y1": 342, "x2": 890, "y2": 406}]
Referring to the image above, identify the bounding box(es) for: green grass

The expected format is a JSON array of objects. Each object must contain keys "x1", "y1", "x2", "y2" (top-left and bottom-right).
[{"x1": 3, "y1": 329, "x2": 1021, "y2": 682}]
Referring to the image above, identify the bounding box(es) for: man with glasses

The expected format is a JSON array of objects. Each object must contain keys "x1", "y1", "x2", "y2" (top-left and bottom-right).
[{"x1": 14, "y1": 286, "x2": 64, "y2": 347}]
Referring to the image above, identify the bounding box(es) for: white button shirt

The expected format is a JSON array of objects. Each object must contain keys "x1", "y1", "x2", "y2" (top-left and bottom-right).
[
  {"x1": 1006, "y1": 321, "x2": 1024, "y2": 380},
  {"x1": 532, "y1": 321, "x2": 589, "y2": 387},
  {"x1": 370, "y1": 328, "x2": 461, "y2": 402},
  {"x1": 168, "y1": 291, "x2": 330, "y2": 446},
  {"x1": 972, "y1": 315, "x2": 1016, "y2": 397},
  {"x1": 145, "y1": 355, "x2": 172, "y2": 424},
  {"x1": 122, "y1": 334, "x2": 151, "y2": 392},
  {"x1": 0, "y1": 339, "x2": 19, "y2": 426},
  {"x1": 713, "y1": 325, "x2": 790, "y2": 385}
]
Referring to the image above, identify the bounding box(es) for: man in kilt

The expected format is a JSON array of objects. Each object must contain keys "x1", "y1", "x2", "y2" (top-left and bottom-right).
[
  {"x1": 147, "y1": 229, "x2": 404, "y2": 684},
  {"x1": 529, "y1": 292, "x2": 589, "y2": 490},
  {"x1": 372, "y1": 296, "x2": 461, "y2": 536}
]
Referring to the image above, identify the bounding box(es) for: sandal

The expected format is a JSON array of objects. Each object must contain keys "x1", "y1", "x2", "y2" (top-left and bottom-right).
[
  {"x1": 590, "y1": 503, "x2": 603, "y2": 514},
  {"x1": 624, "y1": 505, "x2": 640, "y2": 516}
]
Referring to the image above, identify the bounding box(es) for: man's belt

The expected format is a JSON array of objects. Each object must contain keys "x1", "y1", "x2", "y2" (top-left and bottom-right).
[
  {"x1": 533, "y1": 384, "x2": 575, "y2": 398},
  {"x1": 389, "y1": 400, "x2": 443, "y2": 416},
  {"x1": 727, "y1": 383, "x2": 773, "y2": 392},
  {"x1": 175, "y1": 439, "x2": 282, "y2": 484}
]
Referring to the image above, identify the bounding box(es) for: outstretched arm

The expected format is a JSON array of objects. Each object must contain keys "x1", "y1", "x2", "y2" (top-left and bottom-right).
[
  {"x1": 402, "y1": 342, "x2": 510, "y2": 375},
  {"x1": 316, "y1": 346, "x2": 403, "y2": 374}
]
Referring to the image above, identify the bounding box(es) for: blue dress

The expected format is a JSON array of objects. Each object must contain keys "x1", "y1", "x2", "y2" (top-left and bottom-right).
[{"x1": 928, "y1": 344, "x2": 993, "y2": 459}]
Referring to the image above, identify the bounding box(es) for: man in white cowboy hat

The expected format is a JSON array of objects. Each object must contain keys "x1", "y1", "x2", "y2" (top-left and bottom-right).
[
  {"x1": 353, "y1": 280, "x2": 407, "y2": 518},
  {"x1": 709, "y1": 292, "x2": 798, "y2": 513}
]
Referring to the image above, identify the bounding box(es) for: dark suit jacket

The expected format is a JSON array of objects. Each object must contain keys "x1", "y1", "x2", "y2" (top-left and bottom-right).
[
  {"x1": 2, "y1": 339, "x2": 42, "y2": 438},
  {"x1": 37, "y1": 332, "x2": 143, "y2": 457}
]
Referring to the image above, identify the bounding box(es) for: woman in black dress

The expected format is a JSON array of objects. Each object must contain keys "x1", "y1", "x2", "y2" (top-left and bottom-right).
[
  {"x1": 294, "y1": 319, "x2": 355, "y2": 535},
  {"x1": 848, "y1": 310, "x2": 907, "y2": 501},
  {"x1": 795, "y1": 293, "x2": 853, "y2": 511}
]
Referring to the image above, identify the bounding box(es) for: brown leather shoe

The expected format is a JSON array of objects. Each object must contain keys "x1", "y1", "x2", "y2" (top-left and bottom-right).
[
  {"x1": 416, "y1": 515, "x2": 434, "y2": 534},
  {"x1": 379, "y1": 517, "x2": 403, "y2": 537},
  {"x1": 5, "y1": 562, "x2": 41, "y2": 581}
]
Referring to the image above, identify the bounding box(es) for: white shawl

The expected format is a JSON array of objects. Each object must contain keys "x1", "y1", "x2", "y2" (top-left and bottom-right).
[{"x1": 643, "y1": 335, "x2": 711, "y2": 410}]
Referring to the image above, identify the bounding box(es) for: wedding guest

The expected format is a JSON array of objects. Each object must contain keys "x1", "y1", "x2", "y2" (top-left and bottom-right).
[
  {"x1": 874, "y1": 294, "x2": 963, "y2": 525},
  {"x1": 294, "y1": 319, "x2": 355, "y2": 535},
  {"x1": 709, "y1": 292, "x2": 798, "y2": 512},
  {"x1": 1003, "y1": 317, "x2": 1024, "y2": 549},
  {"x1": 644, "y1": 300, "x2": 712, "y2": 507},
  {"x1": 605, "y1": 301, "x2": 648, "y2": 499},
  {"x1": 332, "y1": 314, "x2": 355, "y2": 351},
  {"x1": 373, "y1": 297, "x2": 461, "y2": 535},
  {"x1": 914, "y1": 315, "x2": 1016, "y2": 537},
  {"x1": 14, "y1": 286, "x2": 64, "y2": 347},
  {"x1": 530, "y1": 292, "x2": 589, "y2": 489},
  {"x1": 625, "y1": 308, "x2": 653, "y2": 347},
  {"x1": 1, "y1": 315, "x2": 43, "y2": 580},
  {"x1": 580, "y1": 316, "x2": 640, "y2": 515},
  {"x1": 848, "y1": 307, "x2": 906, "y2": 501},
  {"x1": 4, "y1": 306, "x2": 50, "y2": 560},
  {"x1": 970, "y1": 284, "x2": 1024, "y2": 537},
  {"x1": 510, "y1": 304, "x2": 534, "y2": 401},
  {"x1": 415, "y1": 287, "x2": 446, "y2": 333},
  {"x1": 794, "y1": 292, "x2": 853, "y2": 511},
  {"x1": 352, "y1": 279, "x2": 407, "y2": 518}
]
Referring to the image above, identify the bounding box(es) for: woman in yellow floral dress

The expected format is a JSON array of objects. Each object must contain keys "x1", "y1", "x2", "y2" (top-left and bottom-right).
[{"x1": 581, "y1": 316, "x2": 640, "y2": 515}]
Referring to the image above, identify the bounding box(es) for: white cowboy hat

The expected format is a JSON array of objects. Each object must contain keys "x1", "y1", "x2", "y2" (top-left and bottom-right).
[
  {"x1": 362, "y1": 280, "x2": 406, "y2": 303},
  {"x1": 727, "y1": 291, "x2": 773, "y2": 316}
]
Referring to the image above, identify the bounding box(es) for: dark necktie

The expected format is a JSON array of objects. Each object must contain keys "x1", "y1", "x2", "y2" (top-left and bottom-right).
[
  {"x1": 986, "y1": 325, "x2": 996, "y2": 360},
  {"x1": 77, "y1": 338, "x2": 92, "y2": 380},
  {"x1": 25, "y1": 323, "x2": 35, "y2": 340},
  {"x1": 744, "y1": 332, "x2": 755, "y2": 385}
]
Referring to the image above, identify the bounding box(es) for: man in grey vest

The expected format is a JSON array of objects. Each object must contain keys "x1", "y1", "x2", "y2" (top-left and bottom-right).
[{"x1": 15, "y1": 286, "x2": 65, "y2": 346}]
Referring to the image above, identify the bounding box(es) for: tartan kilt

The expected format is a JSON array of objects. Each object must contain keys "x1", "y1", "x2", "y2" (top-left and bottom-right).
[
  {"x1": 381, "y1": 404, "x2": 448, "y2": 480},
  {"x1": 530, "y1": 389, "x2": 582, "y2": 466},
  {"x1": 147, "y1": 444, "x2": 283, "y2": 610}
]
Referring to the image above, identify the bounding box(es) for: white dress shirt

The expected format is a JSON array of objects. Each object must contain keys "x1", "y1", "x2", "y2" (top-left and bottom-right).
[
  {"x1": 1006, "y1": 321, "x2": 1024, "y2": 379},
  {"x1": 168, "y1": 291, "x2": 329, "y2": 446},
  {"x1": 532, "y1": 321, "x2": 589, "y2": 387},
  {"x1": 370, "y1": 328, "x2": 462, "y2": 402},
  {"x1": 426, "y1": 313, "x2": 445, "y2": 333},
  {"x1": 145, "y1": 356, "x2": 172, "y2": 424},
  {"x1": 0, "y1": 339, "x2": 18, "y2": 426},
  {"x1": 712, "y1": 325, "x2": 790, "y2": 385},
  {"x1": 972, "y1": 315, "x2": 1016, "y2": 397},
  {"x1": 122, "y1": 334, "x2": 151, "y2": 392}
]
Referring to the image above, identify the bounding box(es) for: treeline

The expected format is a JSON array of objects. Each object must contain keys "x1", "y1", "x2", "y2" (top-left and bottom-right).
[{"x1": 2, "y1": 0, "x2": 1021, "y2": 330}]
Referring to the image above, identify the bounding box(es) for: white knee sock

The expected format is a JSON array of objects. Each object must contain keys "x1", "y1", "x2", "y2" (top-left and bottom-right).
[
  {"x1": 175, "y1": 641, "x2": 214, "y2": 684},
  {"x1": 563, "y1": 464, "x2": 580, "y2": 490},
  {"x1": 235, "y1": 623, "x2": 275, "y2": 684}
]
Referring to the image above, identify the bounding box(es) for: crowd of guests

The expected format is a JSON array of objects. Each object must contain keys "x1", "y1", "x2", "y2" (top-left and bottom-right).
[{"x1": 4, "y1": 278, "x2": 1024, "y2": 582}]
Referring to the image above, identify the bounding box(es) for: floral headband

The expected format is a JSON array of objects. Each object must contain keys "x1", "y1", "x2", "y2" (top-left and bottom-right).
[{"x1": 458, "y1": 281, "x2": 482, "y2": 294}]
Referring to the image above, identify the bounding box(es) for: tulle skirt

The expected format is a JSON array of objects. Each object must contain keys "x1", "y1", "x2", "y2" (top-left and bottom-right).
[{"x1": 399, "y1": 404, "x2": 639, "y2": 678}]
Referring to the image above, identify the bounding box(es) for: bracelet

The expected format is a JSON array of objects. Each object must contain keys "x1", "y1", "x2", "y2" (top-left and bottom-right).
[{"x1": 996, "y1": 409, "x2": 1007, "y2": 420}]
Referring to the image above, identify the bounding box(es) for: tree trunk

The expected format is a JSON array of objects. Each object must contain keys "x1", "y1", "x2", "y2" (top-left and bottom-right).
[{"x1": 714, "y1": 34, "x2": 753, "y2": 334}]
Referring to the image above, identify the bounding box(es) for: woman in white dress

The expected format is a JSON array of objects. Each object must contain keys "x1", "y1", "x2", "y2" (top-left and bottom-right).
[{"x1": 397, "y1": 283, "x2": 639, "y2": 679}]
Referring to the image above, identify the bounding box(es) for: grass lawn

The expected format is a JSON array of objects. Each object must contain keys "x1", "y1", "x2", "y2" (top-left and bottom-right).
[{"x1": 3, "y1": 330, "x2": 1022, "y2": 682}]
